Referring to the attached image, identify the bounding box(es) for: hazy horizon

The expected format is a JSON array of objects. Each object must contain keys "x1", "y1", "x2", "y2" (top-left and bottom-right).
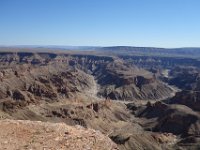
[{"x1": 1, "y1": 45, "x2": 200, "y2": 49}]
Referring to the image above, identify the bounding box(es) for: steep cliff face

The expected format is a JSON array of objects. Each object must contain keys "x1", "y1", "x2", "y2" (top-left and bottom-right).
[
  {"x1": 168, "y1": 66, "x2": 200, "y2": 89},
  {"x1": 136, "y1": 102, "x2": 200, "y2": 136},
  {"x1": 170, "y1": 91, "x2": 200, "y2": 112},
  {"x1": 165, "y1": 67, "x2": 200, "y2": 111},
  {"x1": 94, "y1": 60, "x2": 173, "y2": 100}
]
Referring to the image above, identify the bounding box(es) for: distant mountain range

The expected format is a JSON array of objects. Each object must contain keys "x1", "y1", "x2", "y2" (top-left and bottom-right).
[
  {"x1": 97, "y1": 46, "x2": 200, "y2": 58},
  {"x1": 0, "y1": 45, "x2": 101, "y2": 50},
  {"x1": 1, "y1": 45, "x2": 200, "y2": 58}
]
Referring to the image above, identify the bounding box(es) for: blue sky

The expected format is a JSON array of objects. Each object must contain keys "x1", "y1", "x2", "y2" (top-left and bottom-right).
[{"x1": 0, "y1": 0, "x2": 200, "y2": 48}]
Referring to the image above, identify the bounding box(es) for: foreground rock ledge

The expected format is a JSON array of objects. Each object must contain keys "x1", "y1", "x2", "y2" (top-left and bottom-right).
[{"x1": 0, "y1": 119, "x2": 118, "y2": 150}]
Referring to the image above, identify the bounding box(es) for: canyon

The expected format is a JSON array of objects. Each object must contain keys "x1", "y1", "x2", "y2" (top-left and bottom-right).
[{"x1": 0, "y1": 47, "x2": 200, "y2": 149}]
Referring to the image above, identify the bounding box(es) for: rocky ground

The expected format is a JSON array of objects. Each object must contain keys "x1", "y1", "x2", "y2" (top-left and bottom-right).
[{"x1": 0, "y1": 119, "x2": 117, "y2": 150}]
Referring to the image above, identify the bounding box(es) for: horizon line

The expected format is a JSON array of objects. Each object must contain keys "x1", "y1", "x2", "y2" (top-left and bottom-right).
[{"x1": 0, "y1": 45, "x2": 200, "y2": 49}]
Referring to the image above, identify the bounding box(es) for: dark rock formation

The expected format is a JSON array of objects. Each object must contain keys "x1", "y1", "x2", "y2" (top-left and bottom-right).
[{"x1": 135, "y1": 102, "x2": 200, "y2": 136}]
